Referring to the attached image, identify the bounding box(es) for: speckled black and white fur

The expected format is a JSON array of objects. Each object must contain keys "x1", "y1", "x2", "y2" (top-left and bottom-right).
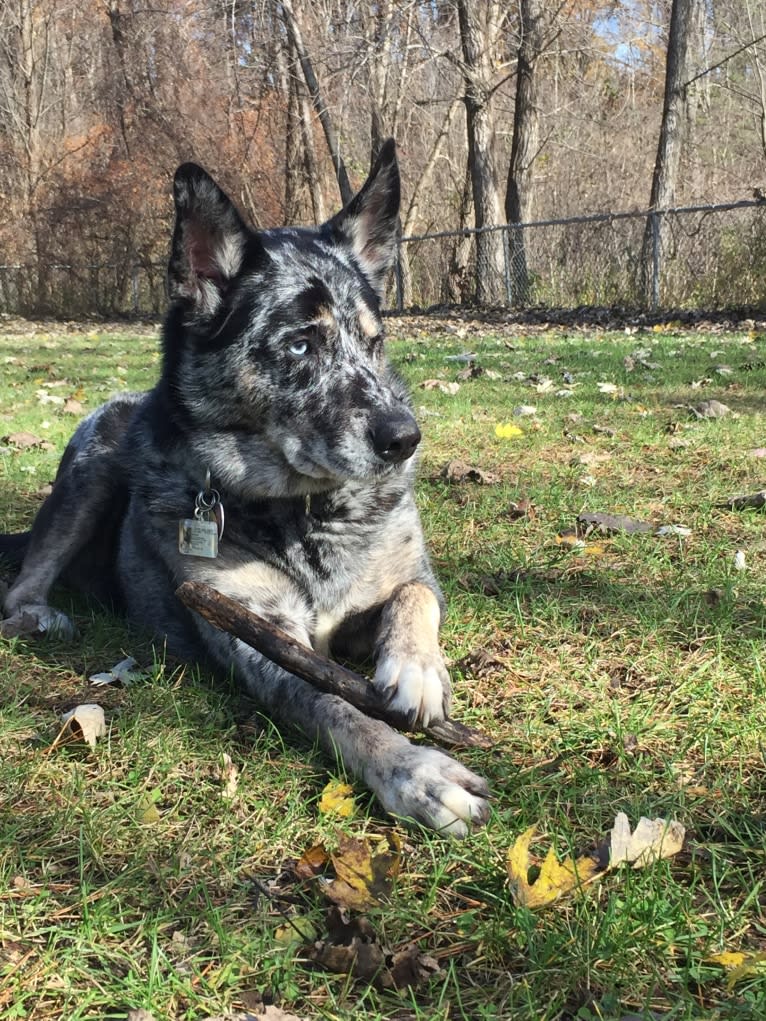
[{"x1": 0, "y1": 141, "x2": 489, "y2": 836}]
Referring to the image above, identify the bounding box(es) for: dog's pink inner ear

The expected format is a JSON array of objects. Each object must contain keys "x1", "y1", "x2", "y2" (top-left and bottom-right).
[{"x1": 188, "y1": 232, "x2": 225, "y2": 287}]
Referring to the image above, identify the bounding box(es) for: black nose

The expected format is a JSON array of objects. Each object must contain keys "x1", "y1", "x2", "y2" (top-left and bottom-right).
[{"x1": 369, "y1": 411, "x2": 421, "y2": 463}]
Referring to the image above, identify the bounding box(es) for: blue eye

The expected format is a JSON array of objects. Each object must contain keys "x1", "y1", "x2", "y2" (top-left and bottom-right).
[{"x1": 289, "y1": 338, "x2": 309, "y2": 357}]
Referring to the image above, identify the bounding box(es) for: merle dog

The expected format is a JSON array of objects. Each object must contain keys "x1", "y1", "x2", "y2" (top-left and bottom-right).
[{"x1": 1, "y1": 140, "x2": 489, "y2": 836}]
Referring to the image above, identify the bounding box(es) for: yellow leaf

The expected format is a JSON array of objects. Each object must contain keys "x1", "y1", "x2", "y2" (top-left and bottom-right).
[
  {"x1": 708, "y1": 950, "x2": 766, "y2": 989},
  {"x1": 495, "y1": 423, "x2": 524, "y2": 439},
  {"x1": 507, "y1": 826, "x2": 600, "y2": 909},
  {"x1": 708, "y1": 951, "x2": 748, "y2": 969},
  {"x1": 319, "y1": 779, "x2": 356, "y2": 818}
]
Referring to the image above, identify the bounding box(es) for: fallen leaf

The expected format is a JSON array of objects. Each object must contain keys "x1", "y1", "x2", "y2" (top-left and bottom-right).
[
  {"x1": 63, "y1": 398, "x2": 84, "y2": 415},
  {"x1": 690, "y1": 399, "x2": 731, "y2": 419},
  {"x1": 199, "y1": 1008, "x2": 308, "y2": 1021},
  {"x1": 89, "y1": 655, "x2": 141, "y2": 687},
  {"x1": 57, "y1": 704, "x2": 106, "y2": 749},
  {"x1": 318, "y1": 779, "x2": 356, "y2": 818},
  {"x1": 274, "y1": 914, "x2": 318, "y2": 946},
  {"x1": 733, "y1": 550, "x2": 747, "y2": 571},
  {"x1": 136, "y1": 791, "x2": 161, "y2": 825},
  {"x1": 1, "y1": 431, "x2": 47, "y2": 450},
  {"x1": 707, "y1": 950, "x2": 766, "y2": 990},
  {"x1": 384, "y1": 943, "x2": 441, "y2": 991},
  {"x1": 507, "y1": 827, "x2": 599, "y2": 909},
  {"x1": 597, "y1": 381, "x2": 620, "y2": 395},
  {"x1": 218, "y1": 752, "x2": 240, "y2": 799},
  {"x1": 608, "y1": 812, "x2": 685, "y2": 868},
  {"x1": 441, "y1": 460, "x2": 499, "y2": 485},
  {"x1": 308, "y1": 937, "x2": 386, "y2": 983},
  {"x1": 420, "y1": 379, "x2": 460, "y2": 396},
  {"x1": 571, "y1": 450, "x2": 611, "y2": 467},
  {"x1": 555, "y1": 532, "x2": 606, "y2": 555},
  {"x1": 323, "y1": 832, "x2": 401, "y2": 911},
  {"x1": 495, "y1": 422, "x2": 524, "y2": 439},
  {"x1": 655, "y1": 524, "x2": 692, "y2": 537},
  {"x1": 513, "y1": 404, "x2": 537, "y2": 417},
  {"x1": 294, "y1": 843, "x2": 330, "y2": 881},
  {"x1": 507, "y1": 497, "x2": 534, "y2": 520}
]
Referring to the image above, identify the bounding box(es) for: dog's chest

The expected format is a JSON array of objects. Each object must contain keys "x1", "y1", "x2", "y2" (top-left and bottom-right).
[{"x1": 224, "y1": 488, "x2": 421, "y2": 612}]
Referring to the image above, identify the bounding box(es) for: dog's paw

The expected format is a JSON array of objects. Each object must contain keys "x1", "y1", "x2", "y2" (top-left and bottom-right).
[
  {"x1": 368, "y1": 744, "x2": 489, "y2": 838},
  {"x1": 0, "y1": 604, "x2": 77, "y2": 640},
  {"x1": 374, "y1": 650, "x2": 451, "y2": 727}
]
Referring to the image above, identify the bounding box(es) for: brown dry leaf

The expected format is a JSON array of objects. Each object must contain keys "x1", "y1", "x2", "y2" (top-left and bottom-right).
[
  {"x1": 2, "y1": 431, "x2": 46, "y2": 449},
  {"x1": 308, "y1": 907, "x2": 439, "y2": 991},
  {"x1": 54, "y1": 704, "x2": 106, "y2": 749},
  {"x1": 690, "y1": 398, "x2": 731, "y2": 419},
  {"x1": 608, "y1": 813, "x2": 685, "y2": 868},
  {"x1": 294, "y1": 843, "x2": 330, "y2": 881},
  {"x1": 199, "y1": 1008, "x2": 308, "y2": 1021},
  {"x1": 441, "y1": 459, "x2": 499, "y2": 485},
  {"x1": 383, "y1": 943, "x2": 441, "y2": 991},
  {"x1": 420, "y1": 378, "x2": 460, "y2": 396},
  {"x1": 324, "y1": 832, "x2": 401, "y2": 911},
  {"x1": 63, "y1": 397, "x2": 84, "y2": 415},
  {"x1": 307, "y1": 938, "x2": 386, "y2": 984},
  {"x1": 507, "y1": 826, "x2": 600, "y2": 909}
]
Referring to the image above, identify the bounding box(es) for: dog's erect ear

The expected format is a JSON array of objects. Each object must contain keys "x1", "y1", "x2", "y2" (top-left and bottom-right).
[
  {"x1": 325, "y1": 138, "x2": 400, "y2": 297},
  {"x1": 168, "y1": 163, "x2": 251, "y2": 315}
]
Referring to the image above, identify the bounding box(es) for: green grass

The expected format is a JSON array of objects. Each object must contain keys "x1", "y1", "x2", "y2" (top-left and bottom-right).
[{"x1": 1, "y1": 318, "x2": 766, "y2": 1019}]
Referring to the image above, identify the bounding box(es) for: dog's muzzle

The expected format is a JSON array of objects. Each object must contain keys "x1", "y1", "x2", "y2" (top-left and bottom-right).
[{"x1": 369, "y1": 409, "x2": 421, "y2": 464}]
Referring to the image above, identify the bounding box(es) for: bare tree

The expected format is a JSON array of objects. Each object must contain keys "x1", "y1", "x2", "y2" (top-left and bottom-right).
[
  {"x1": 456, "y1": 0, "x2": 507, "y2": 305},
  {"x1": 505, "y1": 0, "x2": 547, "y2": 305},
  {"x1": 641, "y1": 0, "x2": 702, "y2": 306},
  {"x1": 278, "y1": 0, "x2": 353, "y2": 205}
]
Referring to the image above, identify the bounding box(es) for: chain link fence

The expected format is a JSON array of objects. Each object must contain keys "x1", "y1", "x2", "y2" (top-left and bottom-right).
[
  {"x1": 393, "y1": 198, "x2": 766, "y2": 312},
  {"x1": 1, "y1": 199, "x2": 764, "y2": 318}
]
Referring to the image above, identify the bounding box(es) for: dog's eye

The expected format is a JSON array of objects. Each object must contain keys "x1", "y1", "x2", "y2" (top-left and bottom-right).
[{"x1": 288, "y1": 338, "x2": 310, "y2": 357}]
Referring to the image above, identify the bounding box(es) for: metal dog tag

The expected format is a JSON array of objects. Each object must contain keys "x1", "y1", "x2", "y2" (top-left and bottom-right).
[
  {"x1": 179, "y1": 518, "x2": 219, "y2": 558},
  {"x1": 178, "y1": 470, "x2": 224, "y2": 558}
]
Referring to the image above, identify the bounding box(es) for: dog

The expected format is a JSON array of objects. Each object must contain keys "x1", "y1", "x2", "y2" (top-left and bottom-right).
[{"x1": 0, "y1": 140, "x2": 489, "y2": 836}]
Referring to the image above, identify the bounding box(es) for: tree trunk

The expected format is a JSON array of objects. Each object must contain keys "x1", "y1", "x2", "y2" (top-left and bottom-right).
[
  {"x1": 640, "y1": 0, "x2": 698, "y2": 307},
  {"x1": 505, "y1": 0, "x2": 545, "y2": 306},
  {"x1": 456, "y1": 0, "x2": 506, "y2": 306},
  {"x1": 279, "y1": 0, "x2": 353, "y2": 206}
]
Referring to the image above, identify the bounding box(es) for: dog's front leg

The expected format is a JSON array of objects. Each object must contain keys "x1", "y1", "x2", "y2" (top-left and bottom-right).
[
  {"x1": 197, "y1": 621, "x2": 489, "y2": 836},
  {"x1": 372, "y1": 581, "x2": 451, "y2": 727}
]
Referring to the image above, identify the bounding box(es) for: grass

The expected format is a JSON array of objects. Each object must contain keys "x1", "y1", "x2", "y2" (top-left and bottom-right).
[{"x1": 1, "y1": 316, "x2": 766, "y2": 1020}]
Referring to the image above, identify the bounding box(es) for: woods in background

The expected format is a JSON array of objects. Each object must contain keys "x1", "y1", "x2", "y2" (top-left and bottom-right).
[{"x1": 1, "y1": 0, "x2": 765, "y2": 314}]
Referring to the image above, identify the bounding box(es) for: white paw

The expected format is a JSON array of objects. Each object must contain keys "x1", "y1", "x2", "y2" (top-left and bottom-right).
[
  {"x1": 366, "y1": 743, "x2": 490, "y2": 838},
  {"x1": 374, "y1": 652, "x2": 451, "y2": 727},
  {"x1": 0, "y1": 604, "x2": 77, "y2": 640}
]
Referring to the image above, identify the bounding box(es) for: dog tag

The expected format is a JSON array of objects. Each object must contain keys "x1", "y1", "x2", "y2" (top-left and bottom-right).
[{"x1": 179, "y1": 518, "x2": 219, "y2": 558}]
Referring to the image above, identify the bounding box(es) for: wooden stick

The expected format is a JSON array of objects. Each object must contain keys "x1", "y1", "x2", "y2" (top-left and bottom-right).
[{"x1": 176, "y1": 580, "x2": 492, "y2": 750}]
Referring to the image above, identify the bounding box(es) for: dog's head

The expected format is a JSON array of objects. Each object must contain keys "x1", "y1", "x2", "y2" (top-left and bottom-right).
[{"x1": 164, "y1": 141, "x2": 421, "y2": 497}]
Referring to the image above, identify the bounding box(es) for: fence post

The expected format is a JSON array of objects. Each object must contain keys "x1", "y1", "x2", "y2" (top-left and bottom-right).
[
  {"x1": 650, "y1": 211, "x2": 660, "y2": 311},
  {"x1": 502, "y1": 226, "x2": 513, "y2": 307}
]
